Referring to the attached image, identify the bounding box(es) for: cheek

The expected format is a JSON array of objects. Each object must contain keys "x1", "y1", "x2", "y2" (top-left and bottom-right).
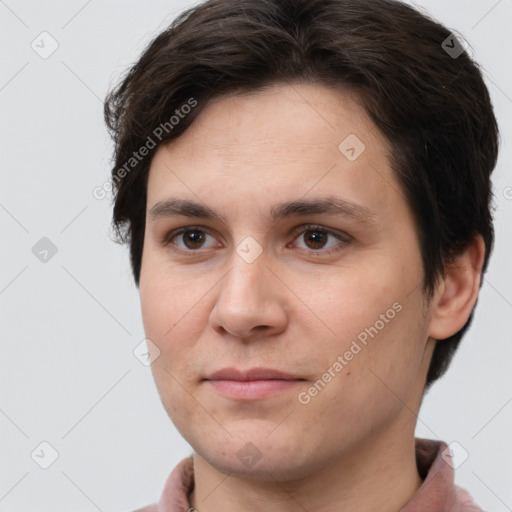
[
  {"x1": 354, "y1": 299, "x2": 428, "y2": 403},
  {"x1": 307, "y1": 309, "x2": 426, "y2": 440},
  {"x1": 304, "y1": 270, "x2": 423, "y2": 385},
  {"x1": 140, "y1": 266, "x2": 200, "y2": 337},
  {"x1": 140, "y1": 273, "x2": 217, "y2": 396},
  {"x1": 140, "y1": 283, "x2": 170, "y2": 343},
  {"x1": 303, "y1": 271, "x2": 395, "y2": 342}
]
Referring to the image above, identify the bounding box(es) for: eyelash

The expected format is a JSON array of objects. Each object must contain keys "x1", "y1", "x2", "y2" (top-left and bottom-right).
[{"x1": 163, "y1": 224, "x2": 352, "y2": 257}]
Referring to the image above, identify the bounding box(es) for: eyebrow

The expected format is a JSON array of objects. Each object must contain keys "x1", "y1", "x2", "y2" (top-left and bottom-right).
[{"x1": 148, "y1": 196, "x2": 377, "y2": 226}]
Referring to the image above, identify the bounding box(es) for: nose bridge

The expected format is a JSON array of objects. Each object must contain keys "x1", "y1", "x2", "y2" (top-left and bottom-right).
[
  {"x1": 222, "y1": 245, "x2": 269, "y2": 308},
  {"x1": 210, "y1": 241, "x2": 287, "y2": 338}
]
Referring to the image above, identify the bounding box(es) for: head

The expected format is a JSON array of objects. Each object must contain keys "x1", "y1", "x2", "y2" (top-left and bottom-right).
[{"x1": 104, "y1": 0, "x2": 498, "y2": 476}]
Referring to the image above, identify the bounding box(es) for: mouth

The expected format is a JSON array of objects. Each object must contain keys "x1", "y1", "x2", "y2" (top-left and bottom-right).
[{"x1": 203, "y1": 367, "x2": 306, "y2": 400}]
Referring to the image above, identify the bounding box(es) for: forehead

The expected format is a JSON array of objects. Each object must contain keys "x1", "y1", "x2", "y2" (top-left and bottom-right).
[
  {"x1": 146, "y1": 82, "x2": 402, "y2": 224},
  {"x1": 169, "y1": 83, "x2": 383, "y2": 156}
]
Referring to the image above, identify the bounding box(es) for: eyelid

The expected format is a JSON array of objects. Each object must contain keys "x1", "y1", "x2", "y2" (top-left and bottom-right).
[{"x1": 289, "y1": 223, "x2": 351, "y2": 242}]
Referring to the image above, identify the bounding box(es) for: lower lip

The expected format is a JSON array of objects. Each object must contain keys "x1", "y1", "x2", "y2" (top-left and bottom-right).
[{"x1": 205, "y1": 379, "x2": 304, "y2": 400}]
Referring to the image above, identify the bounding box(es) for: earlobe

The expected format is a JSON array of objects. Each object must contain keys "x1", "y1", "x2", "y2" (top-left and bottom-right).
[{"x1": 427, "y1": 235, "x2": 486, "y2": 340}]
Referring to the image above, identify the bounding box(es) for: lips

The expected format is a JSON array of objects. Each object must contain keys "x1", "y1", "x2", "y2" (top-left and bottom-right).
[
  {"x1": 204, "y1": 367, "x2": 305, "y2": 381},
  {"x1": 203, "y1": 367, "x2": 305, "y2": 400}
]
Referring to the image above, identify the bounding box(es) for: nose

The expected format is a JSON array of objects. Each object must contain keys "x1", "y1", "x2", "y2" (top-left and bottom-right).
[{"x1": 209, "y1": 252, "x2": 288, "y2": 340}]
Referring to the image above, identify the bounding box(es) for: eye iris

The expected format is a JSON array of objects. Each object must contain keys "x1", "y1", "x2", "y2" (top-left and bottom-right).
[
  {"x1": 184, "y1": 231, "x2": 205, "y2": 249},
  {"x1": 304, "y1": 230, "x2": 327, "y2": 249}
]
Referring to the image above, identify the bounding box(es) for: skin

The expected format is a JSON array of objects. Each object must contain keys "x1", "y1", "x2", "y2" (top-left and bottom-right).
[{"x1": 139, "y1": 82, "x2": 485, "y2": 512}]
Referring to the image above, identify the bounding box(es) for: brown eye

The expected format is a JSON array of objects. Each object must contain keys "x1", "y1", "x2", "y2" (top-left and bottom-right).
[
  {"x1": 302, "y1": 229, "x2": 329, "y2": 250},
  {"x1": 181, "y1": 230, "x2": 207, "y2": 249},
  {"x1": 165, "y1": 227, "x2": 218, "y2": 251},
  {"x1": 290, "y1": 225, "x2": 351, "y2": 254}
]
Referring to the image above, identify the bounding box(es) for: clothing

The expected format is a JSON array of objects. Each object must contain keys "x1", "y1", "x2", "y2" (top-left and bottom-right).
[{"x1": 131, "y1": 437, "x2": 482, "y2": 512}]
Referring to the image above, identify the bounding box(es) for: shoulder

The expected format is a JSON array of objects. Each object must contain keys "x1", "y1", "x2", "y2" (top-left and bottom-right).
[
  {"x1": 453, "y1": 486, "x2": 484, "y2": 512},
  {"x1": 129, "y1": 504, "x2": 158, "y2": 512}
]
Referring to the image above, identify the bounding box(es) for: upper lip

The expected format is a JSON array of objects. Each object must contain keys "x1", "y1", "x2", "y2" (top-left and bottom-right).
[{"x1": 205, "y1": 367, "x2": 304, "y2": 381}]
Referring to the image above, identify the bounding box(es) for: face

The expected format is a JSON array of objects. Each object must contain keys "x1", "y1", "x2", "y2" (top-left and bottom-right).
[{"x1": 139, "y1": 83, "x2": 435, "y2": 481}]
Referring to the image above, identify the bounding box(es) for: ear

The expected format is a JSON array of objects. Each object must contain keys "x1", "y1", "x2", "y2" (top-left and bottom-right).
[{"x1": 428, "y1": 234, "x2": 486, "y2": 340}]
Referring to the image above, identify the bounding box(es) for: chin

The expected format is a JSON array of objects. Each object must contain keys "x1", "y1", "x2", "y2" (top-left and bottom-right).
[{"x1": 193, "y1": 430, "x2": 322, "y2": 481}]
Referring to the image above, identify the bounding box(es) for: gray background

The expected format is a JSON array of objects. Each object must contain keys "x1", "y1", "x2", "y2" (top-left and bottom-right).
[{"x1": 1, "y1": 0, "x2": 511, "y2": 511}]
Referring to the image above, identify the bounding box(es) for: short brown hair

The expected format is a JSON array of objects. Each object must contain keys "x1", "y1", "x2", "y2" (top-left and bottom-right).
[{"x1": 104, "y1": 0, "x2": 499, "y2": 392}]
